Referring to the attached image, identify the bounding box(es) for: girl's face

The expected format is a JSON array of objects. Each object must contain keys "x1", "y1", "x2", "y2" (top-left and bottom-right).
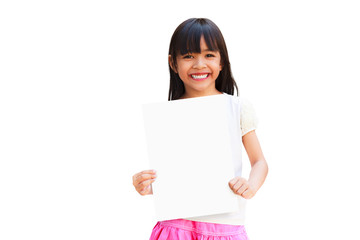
[{"x1": 172, "y1": 36, "x2": 222, "y2": 97}]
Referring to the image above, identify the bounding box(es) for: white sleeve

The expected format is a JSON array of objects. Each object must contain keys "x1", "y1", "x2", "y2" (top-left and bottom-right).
[{"x1": 240, "y1": 98, "x2": 259, "y2": 136}]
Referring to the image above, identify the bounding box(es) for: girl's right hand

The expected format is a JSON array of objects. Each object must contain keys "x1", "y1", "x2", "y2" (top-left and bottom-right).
[{"x1": 132, "y1": 170, "x2": 157, "y2": 196}]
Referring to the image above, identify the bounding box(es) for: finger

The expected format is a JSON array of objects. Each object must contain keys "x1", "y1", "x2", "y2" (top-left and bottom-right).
[
  {"x1": 137, "y1": 179, "x2": 156, "y2": 193},
  {"x1": 133, "y1": 172, "x2": 157, "y2": 185},
  {"x1": 135, "y1": 173, "x2": 156, "y2": 183},
  {"x1": 133, "y1": 170, "x2": 156, "y2": 181},
  {"x1": 140, "y1": 185, "x2": 152, "y2": 195},
  {"x1": 229, "y1": 176, "x2": 244, "y2": 187},
  {"x1": 232, "y1": 179, "x2": 246, "y2": 191},
  {"x1": 228, "y1": 178, "x2": 238, "y2": 187},
  {"x1": 236, "y1": 182, "x2": 249, "y2": 195},
  {"x1": 133, "y1": 170, "x2": 157, "y2": 180}
]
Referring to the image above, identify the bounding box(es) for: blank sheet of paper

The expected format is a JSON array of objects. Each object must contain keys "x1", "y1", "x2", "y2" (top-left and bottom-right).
[{"x1": 142, "y1": 94, "x2": 239, "y2": 221}]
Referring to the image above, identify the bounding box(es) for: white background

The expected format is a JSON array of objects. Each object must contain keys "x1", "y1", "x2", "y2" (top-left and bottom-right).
[{"x1": 1, "y1": 0, "x2": 359, "y2": 239}]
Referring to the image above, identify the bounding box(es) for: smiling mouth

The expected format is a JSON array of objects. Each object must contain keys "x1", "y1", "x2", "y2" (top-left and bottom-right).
[{"x1": 190, "y1": 73, "x2": 209, "y2": 81}]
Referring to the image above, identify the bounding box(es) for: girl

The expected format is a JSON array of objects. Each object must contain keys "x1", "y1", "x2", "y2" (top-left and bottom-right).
[{"x1": 133, "y1": 18, "x2": 268, "y2": 240}]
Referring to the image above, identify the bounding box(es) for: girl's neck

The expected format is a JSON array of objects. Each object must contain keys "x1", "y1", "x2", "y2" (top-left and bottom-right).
[{"x1": 180, "y1": 89, "x2": 223, "y2": 99}]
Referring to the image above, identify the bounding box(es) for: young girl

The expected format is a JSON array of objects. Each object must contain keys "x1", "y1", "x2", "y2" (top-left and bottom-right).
[{"x1": 132, "y1": 18, "x2": 268, "y2": 240}]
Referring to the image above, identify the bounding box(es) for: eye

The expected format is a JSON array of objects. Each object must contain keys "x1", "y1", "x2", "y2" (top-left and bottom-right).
[
  {"x1": 183, "y1": 54, "x2": 193, "y2": 59},
  {"x1": 206, "y1": 53, "x2": 215, "y2": 57}
]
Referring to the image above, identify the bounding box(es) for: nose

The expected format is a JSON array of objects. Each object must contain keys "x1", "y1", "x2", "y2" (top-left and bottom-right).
[{"x1": 193, "y1": 56, "x2": 206, "y2": 69}]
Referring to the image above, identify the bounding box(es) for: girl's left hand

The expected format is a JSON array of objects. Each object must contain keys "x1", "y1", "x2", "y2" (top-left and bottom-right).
[{"x1": 228, "y1": 177, "x2": 256, "y2": 199}]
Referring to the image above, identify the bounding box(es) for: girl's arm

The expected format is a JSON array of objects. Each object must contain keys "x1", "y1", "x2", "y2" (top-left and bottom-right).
[
  {"x1": 243, "y1": 130, "x2": 268, "y2": 193},
  {"x1": 229, "y1": 130, "x2": 268, "y2": 199}
]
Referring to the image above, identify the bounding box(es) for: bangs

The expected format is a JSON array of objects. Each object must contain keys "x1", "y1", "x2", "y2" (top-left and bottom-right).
[{"x1": 176, "y1": 22, "x2": 220, "y2": 55}]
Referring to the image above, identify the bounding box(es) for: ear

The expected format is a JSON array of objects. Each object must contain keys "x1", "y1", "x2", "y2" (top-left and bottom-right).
[{"x1": 168, "y1": 55, "x2": 177, "y2": 73}]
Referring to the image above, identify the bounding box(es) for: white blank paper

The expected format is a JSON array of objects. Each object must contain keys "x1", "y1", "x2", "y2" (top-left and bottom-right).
[{"x1": 142, "y1": 94, "x2": 239, "y2": 221}]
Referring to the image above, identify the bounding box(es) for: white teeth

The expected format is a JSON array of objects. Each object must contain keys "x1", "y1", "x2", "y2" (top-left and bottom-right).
[{"x1": 191, "y1": 74, "x2": 208, "y2": 79}]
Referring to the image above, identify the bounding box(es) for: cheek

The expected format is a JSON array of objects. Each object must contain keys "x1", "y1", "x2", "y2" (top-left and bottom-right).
[
  {"x1": 177, "y1": 65, "x2": 190, "y2": 77},
  {"x1": 176, "y1": 68, "x2": 188, "y2": 82},
  {"x1": 211, "y1": 62, "x2": 222, "y2": 73},
  {"x1": 209, "y1": 58, "x2": 221, "y2": 68}
]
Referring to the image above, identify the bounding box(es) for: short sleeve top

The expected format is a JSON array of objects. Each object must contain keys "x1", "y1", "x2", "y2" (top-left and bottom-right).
[
  {"x1": 223, "y1": 92, "x2": 259, "y2": 136},
  {"x1": 239, "y1": 97, "x2": 259, "y2": 136}
]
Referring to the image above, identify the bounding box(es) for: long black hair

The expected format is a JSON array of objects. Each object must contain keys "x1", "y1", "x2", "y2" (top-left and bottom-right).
[{"x1": 168, "y1": 18, "x2": 238, "y2": 101}]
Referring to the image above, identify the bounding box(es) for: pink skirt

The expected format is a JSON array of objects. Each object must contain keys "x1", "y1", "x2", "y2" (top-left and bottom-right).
[{"x1": 149, "y1": 219, "x2": 248, "y2": 240}]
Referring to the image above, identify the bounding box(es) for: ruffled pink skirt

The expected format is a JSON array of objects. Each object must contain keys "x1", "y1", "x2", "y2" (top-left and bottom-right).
[{"x1": 149, "y1": 219, "x2": 248, "y2": 240}]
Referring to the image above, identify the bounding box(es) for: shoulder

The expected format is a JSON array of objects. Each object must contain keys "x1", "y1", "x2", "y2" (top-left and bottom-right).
[
  {"x1": 223, "y1": 93, "x2": 255, "y2": 111},
  {"x1": 222, "y1": 93, "x2": 259, "y2": 136},
  {"x1": 222, "y1": 93, "x2": 252, "y2": 105},
  {"x1": 239, "y1": 97, "x2": 256, "y2": 113}
]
